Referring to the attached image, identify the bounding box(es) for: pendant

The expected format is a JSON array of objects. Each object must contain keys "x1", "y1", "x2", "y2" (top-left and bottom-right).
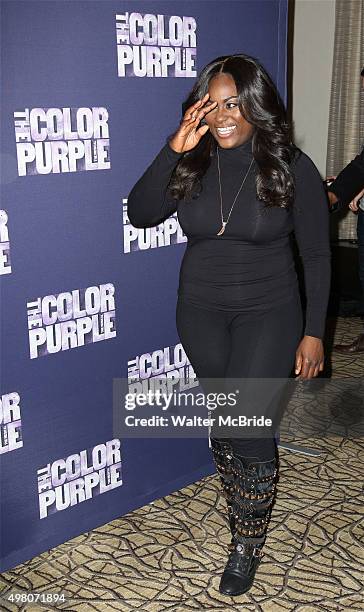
[{"x1": 217, "y1": 221, "x2": 227, "y2": 236}]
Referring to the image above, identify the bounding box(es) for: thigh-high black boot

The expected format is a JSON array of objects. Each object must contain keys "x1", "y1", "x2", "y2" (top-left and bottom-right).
[
  {"x1": 218, "y1": 452, "x2": 278, "y2": 596},
  {"x1": 209, "y1": 437, "x2": 236, "y2": 542}
]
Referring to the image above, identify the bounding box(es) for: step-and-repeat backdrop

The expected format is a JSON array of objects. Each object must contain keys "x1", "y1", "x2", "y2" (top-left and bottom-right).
[{"x1": 1, "y1": 0, "x2": 288, "y2": 571}]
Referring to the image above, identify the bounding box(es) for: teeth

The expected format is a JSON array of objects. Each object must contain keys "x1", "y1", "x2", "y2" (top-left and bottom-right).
[{"x1": 217, "y1": 126, "x2": 236, "y2": 134}]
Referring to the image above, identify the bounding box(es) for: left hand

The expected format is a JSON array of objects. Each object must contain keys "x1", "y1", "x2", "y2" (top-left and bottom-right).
[
  {"x1": 295, "y1": 335, "x2": 324, "y2": 380},
  {"x1": 348, "y1": 187, "x2": 364, "y2": 212},
  {"x1": 327, "y1": 190, "x2": 339, "y2": 207}
]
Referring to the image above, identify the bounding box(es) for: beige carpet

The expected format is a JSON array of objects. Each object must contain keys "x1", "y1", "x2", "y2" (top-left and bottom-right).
[{"x1": 1, "y1": 317, "x2": 363, "y2": 611}]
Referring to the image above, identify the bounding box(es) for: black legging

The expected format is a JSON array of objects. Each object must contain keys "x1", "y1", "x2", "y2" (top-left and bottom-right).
[{"x1": 176, "y1": 293, "x2": 303, "y2": 461}]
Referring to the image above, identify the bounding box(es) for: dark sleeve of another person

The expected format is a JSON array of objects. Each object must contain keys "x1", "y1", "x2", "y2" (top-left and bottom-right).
[
  {"x1": 329, "y1": 147, "x2": 364, "y2": 209},
  {"x1": 127, "y1": 143, "x2": 183, "y2": 228}
]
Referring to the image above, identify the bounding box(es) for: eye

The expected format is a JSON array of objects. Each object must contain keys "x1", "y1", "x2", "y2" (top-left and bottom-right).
[{"x1": 226, "y1": 102, "x2": 238, "y2": 109}]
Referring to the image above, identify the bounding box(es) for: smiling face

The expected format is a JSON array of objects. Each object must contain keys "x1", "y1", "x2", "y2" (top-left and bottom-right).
[{"x1": 204, "y1": 72, "x2": 255, "y2": 148}]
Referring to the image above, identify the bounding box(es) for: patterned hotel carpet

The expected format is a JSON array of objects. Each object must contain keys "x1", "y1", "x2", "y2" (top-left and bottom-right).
[{"x1": 1, "y1": 316, "x2": 363, "y2": 612}]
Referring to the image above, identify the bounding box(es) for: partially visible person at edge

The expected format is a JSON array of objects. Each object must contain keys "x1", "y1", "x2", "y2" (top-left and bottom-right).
[
  {"x1": 127, "y1": 54, "x2": 330, "y2": 597},
  {"x1": 327, "y1": 66, "x2": 364, "y2": 354}
]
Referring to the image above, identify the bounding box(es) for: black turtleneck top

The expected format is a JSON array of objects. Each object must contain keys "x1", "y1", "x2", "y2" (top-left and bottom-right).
[{"x1": 127, "y1": 139, "x2": 331, "y2": 339}]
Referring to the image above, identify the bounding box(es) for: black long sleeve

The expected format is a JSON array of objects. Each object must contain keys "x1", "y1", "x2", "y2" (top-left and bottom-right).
[
  {"x1": 330, "y1": 147, "x2": 364, "y2": 209},
  {"x1": 127, "y1": 144, "x2": 182, "y2": 228},
  {"x1": 292, "y1": 153, "x2": 331, "y2": 338},
  {"x1": 128, "y1": 140, "x2": 331, "y2": 339}
]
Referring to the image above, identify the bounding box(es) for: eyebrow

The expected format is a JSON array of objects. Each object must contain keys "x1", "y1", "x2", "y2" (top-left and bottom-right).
[{"x1": 209, "y1": 95, "x2": 238, "y2": 103}]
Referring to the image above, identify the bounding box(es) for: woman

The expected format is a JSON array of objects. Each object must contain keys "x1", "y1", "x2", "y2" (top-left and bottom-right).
[{"x1": 127, "y1": 54, "x2": 330, "y2": 597}]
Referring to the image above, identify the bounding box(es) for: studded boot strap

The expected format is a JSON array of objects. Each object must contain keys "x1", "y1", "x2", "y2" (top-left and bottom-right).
[{"x1": 231, "y1": 455, "x2": 278, "y2": 544}]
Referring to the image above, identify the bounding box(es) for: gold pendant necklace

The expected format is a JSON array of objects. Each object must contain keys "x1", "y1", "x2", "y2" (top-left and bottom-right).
[
  {"x1": 217, "y1": 221, "x2": 227, "y2": 236},
  {"x1": 216, "y1": 147, "x2": 254, "y2": 236}
]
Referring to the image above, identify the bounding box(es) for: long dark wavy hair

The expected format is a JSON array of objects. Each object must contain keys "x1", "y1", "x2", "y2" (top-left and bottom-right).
[{"x1": 169, "y1": 54, "x2": 297, "y2": 208}]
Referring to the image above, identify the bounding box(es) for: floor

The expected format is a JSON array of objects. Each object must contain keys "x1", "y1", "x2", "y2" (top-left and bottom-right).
[{"x1": 1, "y1": 317, "x2": 363, "y2": 612}]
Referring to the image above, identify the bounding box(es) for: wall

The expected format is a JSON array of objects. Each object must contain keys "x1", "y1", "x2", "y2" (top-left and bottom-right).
[
  {"x1": 0, "y1": 0, "x2": 288, "y2": 572},
  {"x1": 292, "y1": 0, "x2": 336, "y2": 175}
]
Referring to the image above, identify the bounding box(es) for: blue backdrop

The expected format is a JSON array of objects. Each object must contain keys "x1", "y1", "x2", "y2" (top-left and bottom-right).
[{"x1": 1, "y1": 0, "x2": 288, "y2": 571}]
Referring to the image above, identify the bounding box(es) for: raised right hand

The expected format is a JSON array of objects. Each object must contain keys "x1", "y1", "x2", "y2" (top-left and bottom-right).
[{"x1": 169, "y1": 94, "x2": 217, "y2": 154}]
